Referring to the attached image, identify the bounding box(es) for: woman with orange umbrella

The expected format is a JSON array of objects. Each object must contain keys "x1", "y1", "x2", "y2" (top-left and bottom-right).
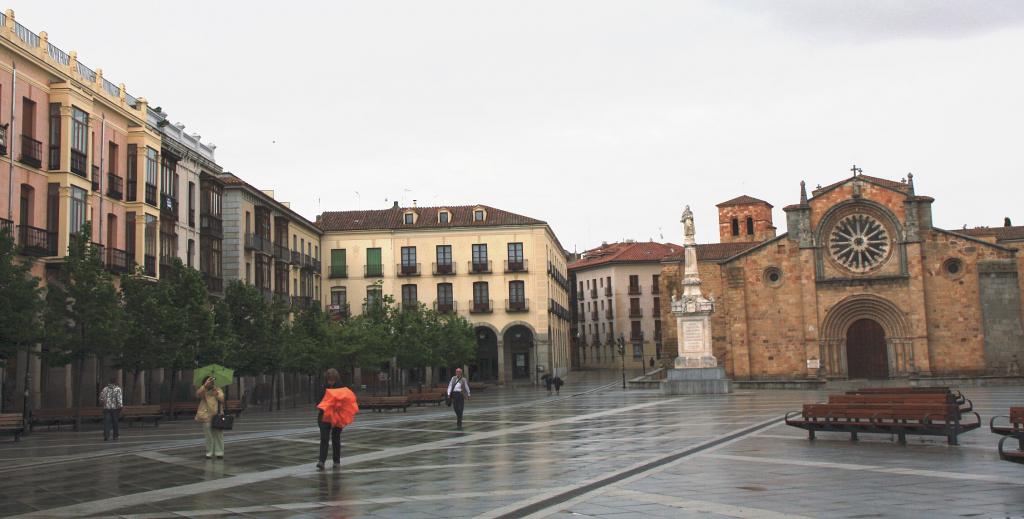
[{"x1": 315, "y1": 368, "x2": 358, "y2": 470}]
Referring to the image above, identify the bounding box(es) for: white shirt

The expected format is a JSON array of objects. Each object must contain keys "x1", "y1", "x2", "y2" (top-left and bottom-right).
[{"x1": 447, "y1": 376, "x2": 470, "y2": 397}]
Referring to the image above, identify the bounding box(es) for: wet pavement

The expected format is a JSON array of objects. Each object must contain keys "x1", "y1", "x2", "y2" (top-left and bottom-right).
[{"x1": 0, "y1": 372, "x2": 1021, "y2": 518}]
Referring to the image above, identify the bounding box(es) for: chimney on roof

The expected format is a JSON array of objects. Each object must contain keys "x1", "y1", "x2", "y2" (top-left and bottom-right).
[
  {"x1": 412, "y1": 199, "x2": 417, "y2": 208},
  {"x1": 1006, "y1": 217, "x2": 1012, "y2": 227},
  {"x1": 392, "y1": 201, "x2": 399, "y2": 209}
]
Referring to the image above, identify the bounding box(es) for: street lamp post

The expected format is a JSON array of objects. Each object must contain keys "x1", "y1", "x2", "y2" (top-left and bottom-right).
[{"x1": 616, "y1": 334, "x2": 626, "y2": 390}]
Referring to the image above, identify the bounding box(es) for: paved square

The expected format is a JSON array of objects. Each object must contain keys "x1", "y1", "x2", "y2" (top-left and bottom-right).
[{"x1": 0, "y1": 374, "x2": 1021, "y2": 518}]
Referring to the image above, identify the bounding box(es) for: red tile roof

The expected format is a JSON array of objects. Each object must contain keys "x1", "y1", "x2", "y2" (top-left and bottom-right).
[
  {"x1": 716, "y1": 195, "x2": 772, "y2": 208},
  {"x1": 316, "y1": 204, "x2": 545, "y2": 232},
  {"x1": 569, "y1": 242, "x2": 682, "y2": 270},
  {"x1": 661, "y1": 241, "x2": 760, "y2": 263},
  {"x1": 958, "y1": 225, "x2": 1024, "y2": 242}
]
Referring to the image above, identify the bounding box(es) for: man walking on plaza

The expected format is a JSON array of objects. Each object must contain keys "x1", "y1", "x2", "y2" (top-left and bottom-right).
[
  {"x1": 447, "y1": 367, "x2": 470, "y2": 428},
  {"x1": 99, "y1": 377, "x2": 123, "y2": 441}
]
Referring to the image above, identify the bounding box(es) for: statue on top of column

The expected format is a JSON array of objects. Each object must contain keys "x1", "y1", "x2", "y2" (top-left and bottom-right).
[{"x1": 681, "y1": 205, "x2": 695, "y2": 241}]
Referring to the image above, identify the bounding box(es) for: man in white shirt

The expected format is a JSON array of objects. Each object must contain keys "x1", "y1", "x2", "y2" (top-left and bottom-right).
[
  {"x1": 99, "y1": 377, "x2": 123, "y2": 441},
  {"x1": 447, "y1": 367, "x2": 471, "y2": 428}
]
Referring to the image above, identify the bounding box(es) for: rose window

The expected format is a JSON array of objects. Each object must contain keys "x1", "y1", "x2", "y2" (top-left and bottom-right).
[{"x1": 828, "y1": 214, "x2": 891, "y2": 272}]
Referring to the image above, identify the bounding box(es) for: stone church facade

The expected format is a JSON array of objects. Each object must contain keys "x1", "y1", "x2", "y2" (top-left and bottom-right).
[{"x1": 660, "y1": 173, "x2": 1024, "y2": 380}]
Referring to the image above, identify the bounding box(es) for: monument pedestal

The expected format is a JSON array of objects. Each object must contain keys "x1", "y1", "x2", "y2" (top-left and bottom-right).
[{"x1": 660, "y1": 366, "x2": 732, "y2": 395}]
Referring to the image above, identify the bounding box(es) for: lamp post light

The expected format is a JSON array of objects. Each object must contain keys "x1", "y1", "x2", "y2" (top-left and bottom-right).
[{"x1": 616, "y1": 334, "x2": 626, "y2": 390}]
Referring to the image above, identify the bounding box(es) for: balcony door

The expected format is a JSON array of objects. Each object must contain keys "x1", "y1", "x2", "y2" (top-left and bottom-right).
[
  {"x1": 107, "y1": 213, "x2": 117, "y2": 248},
  {"x1": 19, "y1": 184, "x2": 33, "y2": 227}
]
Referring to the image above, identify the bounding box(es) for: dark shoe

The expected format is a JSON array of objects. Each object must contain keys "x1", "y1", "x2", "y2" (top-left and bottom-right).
[
  {"x1": 215, "y1": 454, "x2": 224, "y2": 459},
  {"x1": 205, "y1": 454, "x2": 212, "y2": 459},
  {"x1": 104, "y1": 437, "x2": 109, "y2": 441},
  {"x1": 316, "y1": 462, "x2": 325, "y2": 471},
  {"x1": 332, "y1": 460, "x2": 340, "y2": 469}
]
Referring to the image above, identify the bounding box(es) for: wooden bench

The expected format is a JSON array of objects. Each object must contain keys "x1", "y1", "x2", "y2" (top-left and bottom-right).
[
  {"x1": 846, "y1": 387, "x2": 969, "y2": 409},
  {"x1": 830, "y1": 393, "x2": 972, "y2": 416},
  {"x1": 359, "y1": 396, "x2": 410, "y2": 412},
  {"x1": 407, "y1": 388, "x2": 445, "y2": 406},
  {"x1": 0, "y1": 413, "x2": 25, "y2": 441},
  {"x1": 991, "y1": 407, "x2": 1024, "y2": 463},
  {"x1": 121, "y1": 405, "x2": 162, "y2": 427},
  {"x1": 160, "y1": 401, "x2": 199, "y2": 419},
  {"x1": 785, "y1": 402, "x2": 980, "y2": 445},
  {"x1": 30, "y1": 407, "x2": 103, "y2": 431},
  {"x1": 225, "y1": 400, "x2": 244, "y2": 416}
]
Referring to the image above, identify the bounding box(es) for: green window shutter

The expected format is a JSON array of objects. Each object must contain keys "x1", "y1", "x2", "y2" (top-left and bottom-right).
[
  {"x1": 367, "y1": 248, "x2": 381, "y2": 265},
  {"x1": 331, "y1": 249, "x2": 346, "y2": 268}
]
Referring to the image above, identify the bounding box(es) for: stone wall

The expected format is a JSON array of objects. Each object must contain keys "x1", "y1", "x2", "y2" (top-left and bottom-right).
[{"x1": 977, "y1": 260, "x2": 1024, "y2": 375}]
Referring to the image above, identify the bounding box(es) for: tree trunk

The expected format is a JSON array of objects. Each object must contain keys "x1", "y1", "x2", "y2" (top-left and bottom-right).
[
  {"x1": 132, "y1": 370, "x2": 141, "y2": 405},
  {"x1": 73, "y1": 357, "x2": 85, "y2": 431},
  {"x1": 267, "y1": 372, "x2": 276, "y2": 412},
  {"x1": 169, "y1": 370, "x2": 178, "y2": 420}
]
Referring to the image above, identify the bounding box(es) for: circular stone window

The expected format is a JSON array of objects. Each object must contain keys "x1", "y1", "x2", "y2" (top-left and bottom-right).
[
  {"x1": 943, "y1": 258, "x2": 964, "y2": 279},
  {"x1": 763, "y1": 267, "x2": 783, "y2": 286},
  {"x1": 828, "y1": 213, "x2": 892, "y2": 273}
]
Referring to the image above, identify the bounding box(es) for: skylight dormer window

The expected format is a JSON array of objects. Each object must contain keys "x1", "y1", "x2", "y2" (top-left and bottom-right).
[
  {"x1": 404, "y1": 211, "x2": 417, "y2": 225},
  {"x1": 473, "y1": 208, "x2": 486, "y2": 222},
  {"x1": 438, "y1": 210, "x2": 451, "y2": 224}
]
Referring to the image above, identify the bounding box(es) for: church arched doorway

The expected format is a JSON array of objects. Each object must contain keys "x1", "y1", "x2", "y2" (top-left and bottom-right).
[{"x1": 846, "y1": 318, "x2": 888, "y2": 379}]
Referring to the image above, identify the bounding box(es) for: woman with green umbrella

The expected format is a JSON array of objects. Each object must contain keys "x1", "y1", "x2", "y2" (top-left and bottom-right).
[{"x1": 195, "y1": 370, "x2": 228, "y2": 460}]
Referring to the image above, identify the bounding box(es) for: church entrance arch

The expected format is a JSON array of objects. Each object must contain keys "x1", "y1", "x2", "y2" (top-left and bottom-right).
[
  {"x1": 846, "y1": 319, "x2": 888, "y2": 379},
  {"x1": 819, "y1": 294, "x2": 913, "y2": 379}
]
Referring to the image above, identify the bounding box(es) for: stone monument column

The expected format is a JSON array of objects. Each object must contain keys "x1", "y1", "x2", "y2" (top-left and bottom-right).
[{"x1": 662, "y1": 206, "x2": 731, "y2": 394}]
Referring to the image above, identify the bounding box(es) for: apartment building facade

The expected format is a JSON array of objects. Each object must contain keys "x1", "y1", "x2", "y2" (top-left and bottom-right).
[
  {"x1": 569, "y1": 241, "x2": 681, "y2": 371},
  {"x1": 220, "y1": 173, "x2": 322, "y2": 307},
  {"x1": 317, "y1": 203, "x2": 572, "y2": 385}
]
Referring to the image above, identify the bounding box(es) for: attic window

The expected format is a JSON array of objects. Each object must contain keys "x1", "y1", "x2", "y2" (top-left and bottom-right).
[
  {"x1": 473, "y1": 209, "x2": 485, "y2": 222},
  {"x1": 439, "y1": 211, "x2": 450, "y2": 224},
  {"x1": 404, "y1": 212, "x2": 415, "y2": 225}
]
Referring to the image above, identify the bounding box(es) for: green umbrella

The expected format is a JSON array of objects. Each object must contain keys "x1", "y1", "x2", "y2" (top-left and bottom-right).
[{"x1": 193, "y1": 364, "x2": 234, "y2": 388}]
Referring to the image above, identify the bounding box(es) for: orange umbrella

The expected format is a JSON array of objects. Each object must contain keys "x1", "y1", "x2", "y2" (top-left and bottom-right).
[{"x1": 317, "y1": 387, "x2": 359, "y2": 428}]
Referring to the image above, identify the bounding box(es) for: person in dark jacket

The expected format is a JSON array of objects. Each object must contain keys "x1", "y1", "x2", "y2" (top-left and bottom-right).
[
  {"x1": 552, "y1": 376, "x2": 564, "y2": 395},
  {"x1": 317, "y1": 368, "x2": 343, "y2": 470}
]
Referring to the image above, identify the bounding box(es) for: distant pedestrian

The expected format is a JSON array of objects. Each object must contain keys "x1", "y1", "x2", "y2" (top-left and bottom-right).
[
  {"x1": 553, "y1": 376, "x2": 564, "y2": 395},
  {"x1": 447, "y1": 368, "x2": 470, "y2": 428},
  {"x1": 195, "y1": 375, "x2": 225, "y2": 459},
  {"x1": 317, "y1": 368, "x2": 344, "y2": 471},
  {"x1": 544, "y1": 374, "x2": 554, "y2": 395},
  {"x1": 99, "y1": 377, "x2": 123, "y2": 441}
]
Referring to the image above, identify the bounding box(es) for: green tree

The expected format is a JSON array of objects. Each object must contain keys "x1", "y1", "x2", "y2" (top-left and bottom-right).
[
  {"x1": 0, "y1": 226, "x2": 42, "y2": 412},
  {"x1": 222, "y1": 282, "x2": 287, "y2": 411},
  {"x1": 118, "y1": 273, "x2": 168, "y2": 404},
  {"x1": 159, "y1": 259, "x2": 216, "y2": 410},
  {"x1": 436, "y1": 314, "x2": 476, "y2": 368},
  {"x1": 41, "y1": 223, "x2": 123, "y2": 429}
]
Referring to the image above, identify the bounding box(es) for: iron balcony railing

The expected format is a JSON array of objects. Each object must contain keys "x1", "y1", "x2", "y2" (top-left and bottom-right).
[
  {"x1": 397, "y1": 263, "x2": 421, "y2": 276},
  {"x1": 591, "y1": 310, "x2": 598, "y2": 321},
  {"x1": 144, "y1": 183, "x2": 157, "y2": 206},
  {"x1": 161, "y1": 194, "x2": 178, "y2": 217},
  {"x1": 577, "y1": 289, "x2": 585, "y2": 301},
  {"x1": 106, "y1": 248, "x2": 130, "y2": 274},
  {"x1": 591, "y1": 336, "x2": 602, "y2": 347},
  {"x1": 273, "y1": 243, "x2": 290, "y2": 263},
  {"x1": 504, "y1": 259, "x2": 528, "y2": 273},
  {"x1": 651, "y1": 284, "x2": 660, "y2": 295},
  {"x1": 200, "y1": 214, "x2": 223, "y2": 238},
  {"x1": 365, "y1": 264, "x2": 384, "y2": 277},
  {"x1": 0, "y1": 218, "x2": 12, "y2": 237},
  {"x1": 291, "y1": 296, "x2": 313, "y2": 310},
  {"x1": 469, "y1": 260, "x2": 492, "y2": 274},
  {"x1": 18, "y1": 135, "x2": 42, "y2": 169},
  {"x1": 91, "y1": 165, "x2": 100, "y2": 191},
  {"x1": 143, "y1": 254, "x2": 157, "y2": 277},
  {"x1": 629, "y1": 308, "x2": 643, "y2": 318},
  {"x1": 17, "y1": 225, "x2": 56, "y2": 256},
  {"x1": 290, "y1": 250, "x2": 302, "y2": 265},
  {"x1": 432, "y1": 262, "x2": 455, "y2": 275},
  {"x1": 107, "y1": 174, "x2": 123, "y2": 200},
  {"x1": 631, "y1": 332, "x2": 644, "y2": 342},
  {"x1": 589, "y1": 288, "x2": 597, "y2": 299},
  {"x1": 605, "y1": 308, "x2": 613, "y2": 319},
  {"x1": 329, "y1": 265, "x2": 348, "y2": 278},
  {"x1": 433, "y1": 300, "x2": 456, "y2": 314},
  {"x1": 159, "y1": 255, "x2": 175, "y2": 278},
  {"x1": 469, "y1": 299, "x2": 493, "y2": 314},
  {"x1": 505, "y1": 299, "x2": 529, "y2": 313},
  {"x1": 70, "y1": 149, "x2": 87, "y2": 176},
  {"x1": 203, "y1": 273, "x2": 223, "y2": 294},
  {"x1": 244, "y1": 234, "x2": 273, "y2": 256},
  {"x1": 327, "y1": 303, "x2": 351, "y2": 318},
  {"x1": 628, "y1": 285, "x2": 641, "y2": 295},
  {"x1": 604, "y1": 286, "x2": 612, "y2": 297}
]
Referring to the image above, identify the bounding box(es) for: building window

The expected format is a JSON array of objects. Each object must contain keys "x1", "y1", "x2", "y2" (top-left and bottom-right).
[
  {"x1": 367, "y1": 285, "x2": 383, "y2": 307},
  {"x1": 631, "y1": 320, "x2": 642, "y2": 342},
  {"x1": 508, "y1": 280, "x2": 526, "y2": 310},
  {"x1": 125, "y1": 212, "x2": 136, "y2": 258},
  {"x1": 507, "y1": 242, "x2": 524, "y2": 271},
  {"x1": 746, "y1": 216, "x2": 754, "y2": 235},
  {"x1": 187, "y1": 239, "x2": 195, "y2": 268},
  {"x1": 366, "y1": 247, "x2": 383, "y2": 276},
  {"x1": 145, "y1": 147, "x2": 158, "y2": 205},
  {"x1": 188, "y1": 181, "x2": 196, "y2": 227},
  {"x1": 401, "y1": 246, "x2": 417, "y2": 269},
  {"x1": 436, "y1": 283, "x2": 454, "y2": 313},
  {"x1": 330, "y1": 249, "x2": 347, "y2": 278},
  {"x1": 763, "y1": 267, "x2": 783, "y2": 286},
  {"x1": 108, "y1": 141, "x2": 118, "y2": 175},
  {"x1": 246, "y1": 262, "x2": 251, "y2": 284},
  {"x1": 653, "y1": 297, "x2": 661, "y2": 315},
  {"x1": 125, "y1": 144, "x2": 137, "y2": 201},
  {"x1": 472, "y1": 243, "x2": 488, "y2": 271},
  {"x1": 330, "y1": 286, "x2": 347, "y2": 308},
  {"x1": 473, "y1": 209, "x2": 485, "y2": 222},
  {"x1": 439, "y1": 211, "x2": 450, "y2": 224},
  {"x1": 404, "y1": 212, "x2": 414, "y2": 224},
  {"x1": 652, "y1": 274, "x2": 660, "y2": 294},
  {"x1": 47, "y1": 104, "x2": 60, "y2": 170},
  {"x1": 69, "y1": 186, "x2": 86, "y2": 235},
  {"x1": 731, "y1": 217, "x2": 740, "y2": 236},
  {"x1": 401, "y1": 284, "x2": 418, "y2": 308}
]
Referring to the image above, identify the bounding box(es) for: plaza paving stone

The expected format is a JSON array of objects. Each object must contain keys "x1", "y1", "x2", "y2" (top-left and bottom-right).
[{"x1": 0, "y1": 372, "x2": 1021, "y2": 518}]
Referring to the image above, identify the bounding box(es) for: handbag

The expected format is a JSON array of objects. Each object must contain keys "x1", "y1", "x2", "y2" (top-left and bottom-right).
[{"x1": 210, "y1": 399, "x2": 234, "y2": 430}]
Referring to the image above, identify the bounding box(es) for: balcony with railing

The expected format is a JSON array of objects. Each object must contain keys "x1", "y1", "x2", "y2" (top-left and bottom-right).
[
  {"x1": 91, "y1": 165, "x2": 101, "y2": 191},
  {"x1": 244, "y1": 234, "x2": 273, "y2": 256},
  {"x1": 504, "y1": 259, "x2": 528, "y2": 273},
  {"x1": 327, "y1": 303, "x2": 351, "y2": 319},
  {"x1": 0, "y1": 125, "x2": 6, "y2": 156},
  {"x1": 397, "y1": 263, "x2": 420, "y2": 277},
  {"x1": 16, "y1": 225, "x2": 56, "y2": 257},
  {"x1": 290, "y1": 250, "x2": 302, "y2": 265},
  {"x1": 605, "y1": 308, "x2": 613, "y2": 319},
  {"x1": 273, "y1": 243, "x2": 290, "y2": 263},
  {"x1": 143, "y1": 254, "x2": 156, "y2": 277},
  {"x1": 629, "y1": 307, "x2": 643, "y2": 318},
  {"x1": 106, "y1": 174, "x2": 123, "y2": 200},
  {"x1": 590, "y1": 310, "x2": 598, "y2": 321},
  {"x1": 505, "y1": 298, "x2": 530, "y2": 313},
  {"x1": 106, "y1": 247, "x2": 130, "y2": 274},
  {"x1": 630, "y1": 331, "x2": 644, "y2": 342},
  {"x1": 577, "y1": 289, "x2": 585, "y2": 301},
  {"x1": 591, "y1": 336, "x2": 602, "y2": 347},
  {"x1": 70, "y1": 149, "x2": 87, "y2": 176},
  {"x1": 468, "y1": 260, "x2": 492, "y2": 274},
  {"x1": 365, "y1": 264, "x2": 384, "y2": 278},
  {"x1": 433, "y1": 300, "x2": 456, "y2": 314},
  {"x1": 628, "y1": 284, "x2": 642, "y2": 295},
  {"x1": 145, "y1": 183, "x2": 157, "y2": 206},
  {"x1": 432, "y1": 262, "x2": 455, "y2": 275},
  {"x1": 18, "y1": 135, "x2": 42, "y2": 169},
  {"x1": 313, "y1": 258, "x2": 321, "y2": 272},
  {"x1": 203, "y1": 272, "x2": 223, "y2": 294},
  {"x1": 160, "y1": 193, "x2": 178, "y2": 217},
  {"x1": 291, "y1": 296, "x2": 314, "y2": 310},
  {"x1": 589, "y1": 288, "x2": 597, "y2": 299},
  {"x1": 604, "y1": 286, "x2": 612, "y2": 297},
  {"x1": 200, "y1": 214, "x2": 223, "y2": 238},
  {"x1": 651, "y1": 284, "x2": 660, "y2": 295},
  {"x1": 0, "y1": 218, "x2": 12, "y2": 237},
  {"x1": 159, "y1": 255, "x2": 175, "y2": 278},
  {"x1": 469, "y1": 299, "x2": 493, "y2": 314},
  {"x1": 328, "y1": 265, "x2": 348, "y2": 278}
]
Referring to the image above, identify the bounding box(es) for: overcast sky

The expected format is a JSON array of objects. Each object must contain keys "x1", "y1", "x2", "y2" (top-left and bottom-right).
[{"x1": 9, "y1": 1, "x2": 1024, "y2": 251}]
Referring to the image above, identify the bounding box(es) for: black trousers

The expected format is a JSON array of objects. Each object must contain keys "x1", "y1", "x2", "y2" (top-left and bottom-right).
[
  {"x1": 318, "y1": 422, "x2": 341, "y2": 463},
  {"x1": 452, "y1": 392, "x2": 465, "y2": 424},
  {"x1": 103, "y1": 409, "x2": 120, "y2": 439}
]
